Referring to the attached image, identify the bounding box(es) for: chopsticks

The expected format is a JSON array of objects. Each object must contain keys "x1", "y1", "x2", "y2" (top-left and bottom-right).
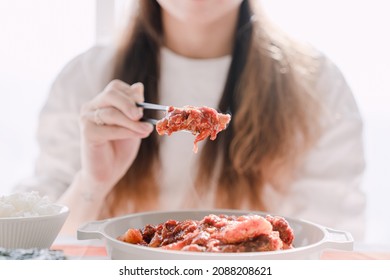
[
  {"x1": 136, "y1": 102, "x2": 169, "y2": 111},
  {"x1": 136, "y1": 102, "x2": 169, "y2": 125},
  {"x1": 140, "y1": 118, "x2": 159, "y2": 125}
]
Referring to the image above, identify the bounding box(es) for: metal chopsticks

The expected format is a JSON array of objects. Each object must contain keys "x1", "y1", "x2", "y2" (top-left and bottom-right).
[
  {"x1": 136, "y1": 102, "x2": 169, "y2": 111},
  {"x1": 136, "y1": 102, "x2": 169, "y2": 125}
]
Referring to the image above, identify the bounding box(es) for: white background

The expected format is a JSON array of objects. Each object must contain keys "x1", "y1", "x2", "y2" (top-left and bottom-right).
[
  {"x1": 3, "y1": 260, "x2": 390, "y2": 279},
  {"x1": 0, "y1": 0, "x2": 389, "y2": 246}
]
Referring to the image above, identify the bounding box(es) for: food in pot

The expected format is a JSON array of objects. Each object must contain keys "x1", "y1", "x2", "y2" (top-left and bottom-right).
[
  {"x1": 156, "y1": 106, "x2": 231, "y2": 153},
  {"x1": 117, "y1": 214, "x2": 294, "y2": 253}
]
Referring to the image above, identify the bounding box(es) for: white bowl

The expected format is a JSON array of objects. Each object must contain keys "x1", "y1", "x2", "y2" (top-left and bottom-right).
[
  {"x1": 0, "y1": 204, "x2": 69, "y2": 249},
  {"x1": 77, "y1": 209, "x2": 353, "y2": 259}
]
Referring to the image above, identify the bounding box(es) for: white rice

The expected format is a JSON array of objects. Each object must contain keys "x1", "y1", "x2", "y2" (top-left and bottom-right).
[{"x1": 0, "y1": 191, "x2": 59, "y2": 218}]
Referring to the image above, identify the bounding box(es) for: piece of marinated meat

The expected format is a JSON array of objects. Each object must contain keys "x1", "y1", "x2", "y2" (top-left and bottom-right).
[
  {"x1": 156, "y1": 106, "x2": 231, "y2": 153},
  {"x1": 266, "y1": 215, "x2": 294, "y2": 248}
]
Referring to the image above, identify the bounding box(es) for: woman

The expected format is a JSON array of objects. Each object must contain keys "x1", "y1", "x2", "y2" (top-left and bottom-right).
[{"x1": 16, "y1": 0, "x2": 366, "y2": 239}]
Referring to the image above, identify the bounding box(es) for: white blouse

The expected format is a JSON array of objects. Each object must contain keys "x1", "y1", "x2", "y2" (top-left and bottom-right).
[{"x1": 15, "y1": 45, "x2": 366, "y2": 240}]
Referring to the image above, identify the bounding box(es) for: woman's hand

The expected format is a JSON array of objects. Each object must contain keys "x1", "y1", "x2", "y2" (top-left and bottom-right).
[{"x1": 78, "y1": 80, "x2": 153, "y2": 199}]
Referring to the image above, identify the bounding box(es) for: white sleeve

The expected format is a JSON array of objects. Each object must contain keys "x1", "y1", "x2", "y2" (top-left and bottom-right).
[
  {"x1": 13, "y1": 46, "x2": 115, "y2": 201},
  {"x1": 265, "y1": 57, "x2": 366, "y2": 241}
]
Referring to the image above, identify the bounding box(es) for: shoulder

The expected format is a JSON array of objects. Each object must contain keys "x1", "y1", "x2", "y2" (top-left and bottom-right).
[
  {"x1": 307, "y1": 50, "x2": 362, "y2": 122},
  {"x1": 55, "y1": 44, "x2": 117, "y2": 90},
  {"x1": 282, "y1": 38, "x2": 359, "y2": 118},
  {"x1": 313, "y1": 53, "x2": 350, "y2": 96},
  {"x1": 46, "y1": 44, "x2": 117, "y2": 111}
]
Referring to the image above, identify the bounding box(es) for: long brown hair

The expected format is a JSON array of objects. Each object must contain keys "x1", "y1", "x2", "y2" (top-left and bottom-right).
[{"x1": 104, "y1": 0, "x2": 320, "y2": 216}]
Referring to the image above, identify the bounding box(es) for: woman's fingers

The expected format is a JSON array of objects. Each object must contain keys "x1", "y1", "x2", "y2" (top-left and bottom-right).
[
  {"x1": 81, "y1": 107, "x2": 154, "y2": 142},
  {"x1": 87, "y1": 106, "x2": 153, "y2": 134},
  {"x1": 109, "y1": 80, "x2": 144, "y2": 103},
  {"x1": 88, "y1": 80, "x2": 144, "y2": 121},
  {"x1": 84, "y1": 123, "x2": 152, "y2": 143},
  {"x1": 80, "y1": 80, "x2": 154, "y2": 143}
]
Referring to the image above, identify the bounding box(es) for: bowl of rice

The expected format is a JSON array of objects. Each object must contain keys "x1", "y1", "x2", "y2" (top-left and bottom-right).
[{"x1": 0, "y1": 192, "x2": 69, "y2": 249}]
